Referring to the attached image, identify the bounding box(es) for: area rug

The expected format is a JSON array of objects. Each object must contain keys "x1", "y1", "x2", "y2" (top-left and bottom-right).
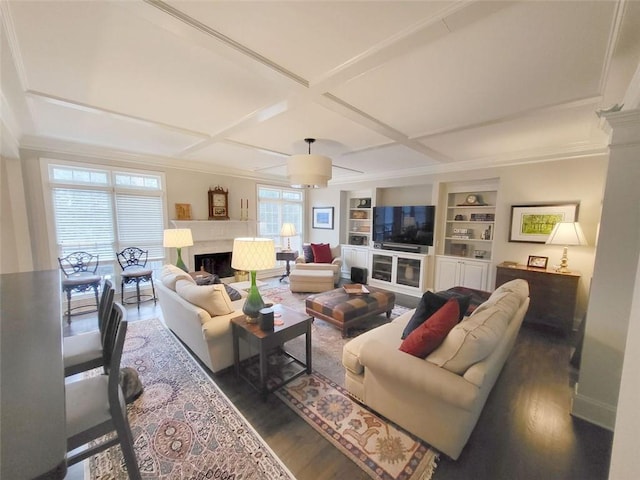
[
  {"x1": 259, "y1": 284, "x2": 411, "y2": 386},
  {"x1": 275, "y1": 371, "x2": 439, "y2": 480},
  {"x1": 87, "y1": 318, "x2": 295, "y2": 479}
]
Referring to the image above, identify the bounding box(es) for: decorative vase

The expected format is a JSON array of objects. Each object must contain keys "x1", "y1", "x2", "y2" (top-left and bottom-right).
[
  {"x1": 404, "y1": 264, "x2": 414, "y2": 281},
  {"x1": 242, "y1": 270, "x2": 265, "y2": 323}
]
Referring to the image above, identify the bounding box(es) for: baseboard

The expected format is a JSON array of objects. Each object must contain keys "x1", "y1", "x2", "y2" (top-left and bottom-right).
[{"x1": 571, "y1": 387, "x2": 616, "y2": 431}]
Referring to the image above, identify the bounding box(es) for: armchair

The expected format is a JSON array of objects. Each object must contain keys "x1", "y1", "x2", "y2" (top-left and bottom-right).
[{"x1": 295, "y1": 243, "x2": 342, "y2": 284}]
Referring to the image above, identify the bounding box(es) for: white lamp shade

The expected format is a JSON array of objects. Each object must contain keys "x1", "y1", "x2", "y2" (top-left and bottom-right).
[
  {"x1": 163, "y1": 228, "x2": 193, "y2": 248},
  {"x1": 280, "y1": 223, "x2": 296, "y2": 237},
  {"x1": 231, "y1": 237, "x2": 276, "y2": 271},
  {"x1": 546, "y1": 222, "x2": 588, "y2": 246},
  {"x1": 287, "y1": 154, "x2": 332, "y2": 188}
]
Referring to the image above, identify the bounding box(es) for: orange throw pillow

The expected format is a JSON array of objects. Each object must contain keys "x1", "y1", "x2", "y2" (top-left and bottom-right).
[
  {"x1": 310, "y1": 243, "x2": 333, "y2": 263},
  {"x1": 399, "y1": 298, "x2": 460, "y2": 358}
]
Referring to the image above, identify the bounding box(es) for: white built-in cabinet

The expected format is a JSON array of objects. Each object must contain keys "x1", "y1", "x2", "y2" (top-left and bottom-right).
[
  {"x1": 435, "y1": 180, "x2": 498, "y2": 291},
  {"x1": 341, "y1": 245, "x2": 370, "y2": 278},
  {"x1": 369, "y1": 250, "x2": 429, "y2": 296},
  {"x1": 434, "y1": 255, "x2": 490, "y2": 291},
  {"x1": 346, "y1": 191, "x2": 372, "y2": 247}
]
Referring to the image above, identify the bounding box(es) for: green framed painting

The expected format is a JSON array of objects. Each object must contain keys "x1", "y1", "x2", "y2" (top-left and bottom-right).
[{"x1": 509, "y1": 203, "x2": 579, "y2": 243}]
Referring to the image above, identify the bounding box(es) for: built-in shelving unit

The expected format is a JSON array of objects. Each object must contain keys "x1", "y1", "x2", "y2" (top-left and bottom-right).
[
  {"x1": 443, "y1": 190, "x2": 496, "y2": 261},
  {"x1": 347, "y1": 195, "x2": 372, "y2": 247}
]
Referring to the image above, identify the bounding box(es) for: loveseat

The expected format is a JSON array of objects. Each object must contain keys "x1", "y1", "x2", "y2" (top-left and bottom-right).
[
  {"x1": 294, "y1": 243, "x2": 342, "y2": 284},
  {"x1": 342, "y1": 279, "x2": 530, "y2": 460},
  {"x1": 156, "y1": 264, "x2": 254, "y2": 373}
]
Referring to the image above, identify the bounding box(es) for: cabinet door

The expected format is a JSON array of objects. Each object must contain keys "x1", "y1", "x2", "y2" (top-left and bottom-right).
[
  {"x1": 459, "y1": 261, "x2": 487, "y2": 290},
  {"x1": 435, "y1": 257, "x2": 459, "y2": 291},
  {"x1": 354, "y1": 249, "x2": 369, "y2": 270}
]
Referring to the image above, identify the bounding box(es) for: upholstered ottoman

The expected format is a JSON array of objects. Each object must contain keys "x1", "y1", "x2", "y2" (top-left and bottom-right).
[
  {"x1": 289, "y1": 269, "x2": 334, "y2": 293},
  {"x1": 306, "y1": 286, "x2": 395, "y2": 337}
]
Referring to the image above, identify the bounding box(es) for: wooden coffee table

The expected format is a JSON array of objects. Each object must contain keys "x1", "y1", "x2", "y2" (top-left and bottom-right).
[{"x1": 232, "y1": 304, "x2": 312, "y2": 400}]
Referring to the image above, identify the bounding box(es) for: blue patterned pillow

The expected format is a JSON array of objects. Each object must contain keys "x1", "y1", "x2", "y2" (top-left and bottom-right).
[{"x1": 302, "y1": 244, "x2": 314, "y2": 263}]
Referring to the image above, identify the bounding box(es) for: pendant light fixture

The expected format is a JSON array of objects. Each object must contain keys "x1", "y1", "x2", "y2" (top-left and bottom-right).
[{"x1": 287, "y1": 138, "x2": 332, "y2": 188}]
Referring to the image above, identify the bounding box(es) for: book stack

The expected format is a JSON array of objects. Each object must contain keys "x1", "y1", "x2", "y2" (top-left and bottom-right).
[
  {"x1": 451, "y1": 228, "x2": 473, "y2": 239},
  {"x1": 470, "y1": 213, "x2": 495, "y2": 221}
]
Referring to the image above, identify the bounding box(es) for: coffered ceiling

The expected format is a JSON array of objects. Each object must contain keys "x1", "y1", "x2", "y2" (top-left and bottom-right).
[{"x1": 2, "y1": 1, "x2": 640, "y2": 185}]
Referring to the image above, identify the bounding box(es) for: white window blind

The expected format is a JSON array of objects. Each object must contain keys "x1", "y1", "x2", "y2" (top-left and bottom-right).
[
  {"x1": 115, "y1": 193, "x2": 164, "y2": 258},
  {"x1": 53, "y1": 188, "x2": 115, "y2": 259}
]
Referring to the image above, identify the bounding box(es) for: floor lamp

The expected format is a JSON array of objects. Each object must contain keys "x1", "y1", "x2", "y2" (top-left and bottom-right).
[
  {"x1": 163, "y1": 229, "x2": 193, "y2": 272},
  {"x1": 231, "y1": 237, "x2": 275, "y2": 323}
]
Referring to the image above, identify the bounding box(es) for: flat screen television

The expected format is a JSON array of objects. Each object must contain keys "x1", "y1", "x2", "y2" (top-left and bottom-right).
[{"x1": 373, "y1": 205, "x2": 435, "y2": 247}]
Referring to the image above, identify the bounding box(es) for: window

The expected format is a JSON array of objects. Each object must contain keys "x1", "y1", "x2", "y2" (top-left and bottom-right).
[
  {"x1": 257, "y1": 185, "x2": 304, "y2": 251},
  {"x1": 45, "y1": 161, "x2": 166, "y2": 286}
]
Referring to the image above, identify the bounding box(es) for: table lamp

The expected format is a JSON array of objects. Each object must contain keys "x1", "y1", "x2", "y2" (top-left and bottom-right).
[
  {"x1": 231, "y1": 237, "x2": 275, "y2": 323},
  {"x1": 280, "y1": 223, "x2": 296, "y2": 251},
  {"x1": 163, "y1": 228, "x2": 193, "y2": 272},
  {"x1": 545, "y1": 222, "x2": 587, "y2": 273}
]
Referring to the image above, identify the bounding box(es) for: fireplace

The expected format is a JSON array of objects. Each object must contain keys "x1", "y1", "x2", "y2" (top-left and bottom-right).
[{"x1": 194, "y1": 252, "x2": 235, "y2": 278}]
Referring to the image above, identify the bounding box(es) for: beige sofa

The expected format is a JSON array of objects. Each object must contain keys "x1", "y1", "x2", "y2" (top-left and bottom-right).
[
  {"x1": 342, "y1": 279, "x2": 530, "y2": 460},
  {"x1": 294, "y1": 244, "x2": 342, "y2": 284},
  {"x1": 156, "y1": 264, "x2": 254, "y2": 373}
]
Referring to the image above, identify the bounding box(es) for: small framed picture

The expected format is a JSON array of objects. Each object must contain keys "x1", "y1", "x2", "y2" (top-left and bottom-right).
[
  {"x1": 312, "y1": 207, "x2": 334, "y2": 230},
  {"x1": 527, "y1": 255, "x2": 548, "y2": 269},
  {"x1": 175, "y1": 203, "x2": 192, "y2": 220}
]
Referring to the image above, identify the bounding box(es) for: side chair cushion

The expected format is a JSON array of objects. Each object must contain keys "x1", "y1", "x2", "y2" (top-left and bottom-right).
[
  {"x1": 63, "y1": 332, "x2": 102, "y2": 370},
  {"x1": 66, "y1": 375, "x2": 111, "y2": 444},
  {"x1": 175, "y1": 279, "x2": 234, "y2": 317}
]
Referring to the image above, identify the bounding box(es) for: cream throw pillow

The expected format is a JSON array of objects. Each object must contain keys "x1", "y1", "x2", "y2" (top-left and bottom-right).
[
  {"x1": 175, "y1": 279, "x2": 234, "y2": 317},
  {"x1": 426, "y1": 306, "x2": 509, "y2": 374},
  {"x1": 160, "y1": 264, "x2": 195, "y2": 291}
]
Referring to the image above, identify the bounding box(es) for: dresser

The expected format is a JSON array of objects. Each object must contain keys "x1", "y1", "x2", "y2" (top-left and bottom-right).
[{"x1": 495, "y1": 262, "x2": 580, "y2": 336}]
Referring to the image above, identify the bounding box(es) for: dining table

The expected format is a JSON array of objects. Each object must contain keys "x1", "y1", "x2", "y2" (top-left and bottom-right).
[{"x1": 1, "y1": 269, "x2": 67, "y2": 479}]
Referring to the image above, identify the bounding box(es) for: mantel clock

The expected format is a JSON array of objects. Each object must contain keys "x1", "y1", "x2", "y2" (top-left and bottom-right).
[{"x1": 208, "y1": 187, "x2": 229, "y2": 220}]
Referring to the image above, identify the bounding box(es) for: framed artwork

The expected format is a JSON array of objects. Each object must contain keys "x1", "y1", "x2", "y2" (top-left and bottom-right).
[
  {"x1": 509, "y1": 203, "x2": 579, "y2": 243},
  {"x1": 527, "y1": 255, "x2": 548, "y2": 269},
  {"x1": 312, "y1": 207, "x2": 334, "y2": 230},
  {"x1": 175, "y1": 203, "x2": 192, "y2": 220}
]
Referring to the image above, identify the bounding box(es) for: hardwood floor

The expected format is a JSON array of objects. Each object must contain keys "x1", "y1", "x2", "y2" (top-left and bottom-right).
[{"x1": 64, "y1": 283, "x2": 613, "y2": 479}]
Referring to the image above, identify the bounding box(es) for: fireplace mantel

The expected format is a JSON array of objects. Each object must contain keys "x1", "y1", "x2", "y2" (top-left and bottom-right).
[
  {"x1": 170, "y1": 220, "x2": 258, "y2": 269},
  {"x1": 171, "y1": 220, "x2": 257, "y2": 242}
]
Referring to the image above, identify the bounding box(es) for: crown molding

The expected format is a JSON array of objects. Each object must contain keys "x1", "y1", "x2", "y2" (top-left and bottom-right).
[{"x1": 18, "y1": 135, "x2": 287, "y2": 184}]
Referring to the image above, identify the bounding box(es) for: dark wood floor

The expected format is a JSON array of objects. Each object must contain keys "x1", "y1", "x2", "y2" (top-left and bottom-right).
[{"x1": 64, "y1": 283, "x2": 613, "y2": 480}]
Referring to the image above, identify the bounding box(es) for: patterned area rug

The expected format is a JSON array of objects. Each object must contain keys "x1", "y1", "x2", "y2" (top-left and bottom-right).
[
  {"x1": 87, "y1": 318, "x2": 295, "y2": 479},
  {"x1": 275, "y1": 371, "x2": 439, "y2": 480}
]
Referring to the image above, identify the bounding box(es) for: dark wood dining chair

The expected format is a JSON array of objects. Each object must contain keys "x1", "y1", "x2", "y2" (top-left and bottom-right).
[
  {"x1": 63, "y1": 279, "x2": 115, "y2": 377},
  {"x1": 65, "y1": 302, "x2": 141, "y2": 479}
]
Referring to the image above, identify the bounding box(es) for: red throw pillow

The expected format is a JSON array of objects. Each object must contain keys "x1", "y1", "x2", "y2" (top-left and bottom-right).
[
  {"x1": 310, "y1": 243, "x2": 333, "y2": 263},
  {"x1": 399, "y1": 298, "x2": 460, "y2": 358}
]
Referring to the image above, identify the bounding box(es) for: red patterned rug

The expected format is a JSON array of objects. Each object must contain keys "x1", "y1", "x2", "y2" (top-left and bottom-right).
[{"x1": 87, "y1": 318, "x2": 294, "y2": 479}]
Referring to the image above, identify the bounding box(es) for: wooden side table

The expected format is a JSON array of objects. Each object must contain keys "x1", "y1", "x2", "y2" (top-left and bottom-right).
[
  {"x1": 496, "y1": 262, "x2": 580, "y2": 336},
  {"x1": 232, "y1": 304, "x2": 312, "y2": 400},
  {"x1": 276, "y1": 250, "x2": 298, "y2": 282}
]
